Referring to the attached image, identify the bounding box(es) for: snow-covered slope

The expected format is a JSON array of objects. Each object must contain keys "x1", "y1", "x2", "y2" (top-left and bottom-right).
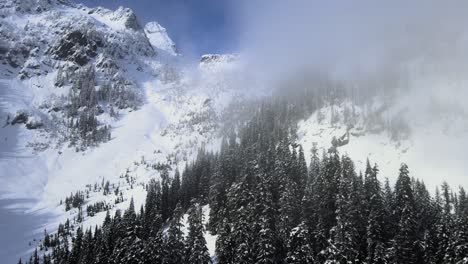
[
  {"x1": 0, "y1": 1, "x2": 263, "y2": 261},
  {"x1": 297, "y1": 95, "x2": 468, "y2": 192},
  {"x1": 144, "y1": 22, "x2": 178, "y2": 56},
  {"x1": 0, "y1": 0, "x2": 250, "y2": 202},
  {"x1": 3, "y1": 1, "x2": 466, "y2": 262}
]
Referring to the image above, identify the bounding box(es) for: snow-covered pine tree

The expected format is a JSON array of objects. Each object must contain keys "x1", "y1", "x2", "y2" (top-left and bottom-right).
[
  {"x1": 94, "y1": 227, "x2": 110, "y2": 264},
  {"x1": 186, "y1": 203, "x2": 211, "y2": 264},
  {"x1": 392, "y1": 164, "x2": 418, "y2": 264},
  {"x1": 412, "y1": 179, "x2": 435, "y2": 262},
  {"x1": 80, "y1": 228, "x2": 95, "y2": 264},
  {"x1": 364, "y1": 163, "x2": 386, "y2": 263},
  {"x1": 286, "y1": 222, "x2": 314, "y2": 264},
  {"x1": 225, "y1": 171, "x2": 256, "y2": 264},
  {"x1": 279, "y1": 179, "x2": 302, "y2": 245},
  {"x1": 144, "y1": 231, "x2": 165, "y2": 263},
  {"x1": 164, "y1": 203, "x2": 185, "y2": 264},
  {"x1": 436, "y1": 182, "x2": 455, "y2": 263},
  {"x1": 254, "y1": 172, "x2": 279, "y2": 264},
  {"x1": 208, "y1": 145, "x2": 229, "y2": 234},
  {"x1": 143, "y1": 179, "x2": 162, "y2": 239},
  {"x1": 297, "y1": 146, "x2": 308, "y2": 199},
  {"x1": 445, "y1": 187, "x2": 468, "y2": 263},
  {"x1": 170, "y1": 168, "x2": 181, "y2": 212},
  {"x1": 215, "y1": 218, "x2": 236, "y2": 264},
  {"x1": 161, "y1": 169, "x2": 171, "y2": 222},
  {"x1": 326, "y1": 155, "x2": 359, "y2": 263},
  {"x1": 69, "y1": 226, "x2": 83, "y2": 264}
]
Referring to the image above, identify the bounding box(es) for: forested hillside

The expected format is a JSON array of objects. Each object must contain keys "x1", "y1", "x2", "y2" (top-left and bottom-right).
[
  {"x1": 2, "y1": 1, "x2": 468, "y2": 264},
  {"x1": 25, "y1": 94, "x2": 468, "y2": 264}
]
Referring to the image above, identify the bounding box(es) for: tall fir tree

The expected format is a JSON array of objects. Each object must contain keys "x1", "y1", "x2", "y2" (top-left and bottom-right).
[
  {"x1": 186, "y1": 203, "x2": 211, "y2": 264},
  {"x1": 364, "y1": 163, "x2": 386, "y2": 263},
  {"x1": 286, "y1": 222, "x2": 314, "y2": 264},
  {"x1": 392, "y1": 164, "x2": 418, "y2": 264},
  {"x1": 165, "y1": 203, "x2": 185, "y2": 264},
  {"x1": 254, "y1": 172, "x2": 280, "y2": 264}
]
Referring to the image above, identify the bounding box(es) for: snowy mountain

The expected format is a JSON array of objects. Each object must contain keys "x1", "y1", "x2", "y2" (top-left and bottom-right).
[
  {"x1": 144, "y1": 21, "x2": 178, "y2": 57},
  {"x1": 0, "y1": 0, "x2": 252, "y2": 199},
  {"x1": 1, "y1": 1, "x2": 467, "y2": 263},
  {"x1": 0, "y1": 1, "x2": 260, "y2": 262},
  {"x1": 297, "y1": 95, "x2": 468, "y2": 193}
]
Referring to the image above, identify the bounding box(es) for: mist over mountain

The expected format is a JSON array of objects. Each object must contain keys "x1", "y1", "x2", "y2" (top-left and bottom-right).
[{"x1": 0, "y1": 1, "x2": 467, "y2": 263}]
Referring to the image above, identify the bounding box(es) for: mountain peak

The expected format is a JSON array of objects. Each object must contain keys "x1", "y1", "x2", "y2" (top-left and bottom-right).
[
  {"x1": 199, "y1": 54, "x2": 239, "y2": 72},
  {"x1": 111, "y1": 6, "x2": 141, "y2": 31},
  {"x1": 0, "y1": 0, "x2": 71, "y2": 14},
  {"x1": 144, "y1": 22, "x2": 178, "y2": 56},
  {"x1": 200, "y1": 54, "x2": 238, "y2": 64}
]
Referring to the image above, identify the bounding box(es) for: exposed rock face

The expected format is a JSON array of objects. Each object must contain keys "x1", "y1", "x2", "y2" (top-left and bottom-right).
[
  {"x1": 112, "y1": 7, "x2": 141, "y2": 31},
  {"x1": 26, "y1": 119, "x2": 43, "y2": 129},
  {"x1": 0, "y1": 0, "x2": 70, "y2": 15},
  {"x1": 200, "y1": 54, "x2": 238, "y2": 64},
  {"x1": 0, "y1": 1, "x2": 174, "y2": 147},
  {"x1": 11, "y1": 111, "x2": 28, "y2": 125},
  {"x1": 49, "y1": 30, "x2": 103, "y2": 66},
  {"x1": 1, "y1": 1, "x2": 156, "y2": 77},
  {"x1": 144, "y1": 22, "x2": 178, "y2": 55},
  {"x1": 0, "y1": 0, "x2": 243, "y2": 151}
]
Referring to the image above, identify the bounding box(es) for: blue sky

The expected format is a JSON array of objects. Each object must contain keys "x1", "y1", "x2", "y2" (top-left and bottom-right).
[{"x1": 78, "y1": 0, "x2": 239, "y2": 57}]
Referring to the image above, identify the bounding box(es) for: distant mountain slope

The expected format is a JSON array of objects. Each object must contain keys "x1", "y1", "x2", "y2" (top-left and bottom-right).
[
  {"x1": 297, "y1": 96, "x2": 468, "y2": 192},
  {"x1": 0, "y1": 0, "x2": 266, "y2": 221},
  {"x1": 0, "y1": 1, "x2": 266, "y2": 261}
]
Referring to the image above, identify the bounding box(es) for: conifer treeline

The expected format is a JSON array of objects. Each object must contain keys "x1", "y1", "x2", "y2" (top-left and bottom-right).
[{"x1": 28, "y1": 97, "x2": 468, "y2": 264}]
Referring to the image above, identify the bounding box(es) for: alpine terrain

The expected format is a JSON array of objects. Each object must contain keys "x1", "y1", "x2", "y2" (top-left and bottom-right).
[{"x1": 0, "y1": 1, "x2": 467, "y2": 264}]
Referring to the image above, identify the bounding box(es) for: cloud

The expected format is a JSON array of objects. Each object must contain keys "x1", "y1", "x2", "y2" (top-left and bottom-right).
[{"x1": 236, "y1": 0, "x2": 468, "y2": 98}]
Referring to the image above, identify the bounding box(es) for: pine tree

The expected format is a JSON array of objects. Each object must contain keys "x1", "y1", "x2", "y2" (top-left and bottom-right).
[
  {"x1": 122, "y1": 197, "x2": 137, "y2": 232},
  {"x1": 308, "y1": 143, "x2": 320, "y2": 185},
  {"x1": 436, "y1": 182, "x2": 455, "y2": 263},
  {"x1": 69, "y1": 227, "x2": 84, "y2": 264},
  {"x1": 32, "y1": 249, "x2": 39, "y2": 264},
  {"x1": 279, "y1": 179, "x2": 301, "y2": 244},
  {"x1": 393, "y1": 205, "x2": 417, "y2": 264},
  {"x1": 111, "y1": 199, "x2": 143, "y2": 264},
  {"x1": 302, "y1": 145, "x2": 321, "y2": 250},
  {"x1": 165, "y1": 203, "x2": 185, "y2": 264},
  {"x1": 80, "y1": 228, "x2": 95, "y2": 264},
  {"x1": 452, "y1": 215, "x2": 468, "y2": 263},
  {"x1": 254, "y1": 173, "x2": 279, "y2": 264},
  {"x1": 94, "y1": 228, "x2": 110, "y2": 264},
  {"x1": 225, "y1": 172, "x2": 256, "y2": 264},
  {"x1": 144, "y1": 231, "x2": 165, "y2": 264},
  {"x1": 286, "y1": 222, "x2": 314, "y2": 264},
  {"x1": 143, "y1": 179, "x2": 162, "y2": 239},
  {"x1": 365, "y1": 164, "x2": 386, "y2": 263},
  {"x1": 394, "y1": 164, "x2": 413, "y2": 219},
  {"x1": 208, "y1": 155, "x2": 228, "y2": 234},
  {"x1": 186, "y1": 203, "x2": 211, "y2": 264},
  {"x1": 444, "y1": 187, "x2": 468, "y2": 263},
  {"x1": 412, "y1": 180, "x2": 434, "y2": 262},
  {"x1": 392, "y1": 164, "x2": 417, "y2": 264},
  {"x1": 297, "y1": 146, "x2": 308, "y2": 199},
  {"x1": 215, "y1": 219, "x2": 236, "y2": 264},
  {"x1": 326, "y1": 156, "x2": 359, "y2": 263},
  {"x1": 170, "y1": 169, "x2": 181, "y2": 211},
  {"x1": 321, "y1": 151, "x2": 340, "y2": 235},
  {"x1": 121, "y1": 238, "x2": 145, "y2": 264},
  {"x1": 232, "y1": 209, "x2": 255, "y2": 264},
  {"x1": 161, "y1": 169, "x2": 171, "y2": 221}
]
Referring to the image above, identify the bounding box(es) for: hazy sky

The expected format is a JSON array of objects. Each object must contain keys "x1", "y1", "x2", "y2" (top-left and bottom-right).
[
  {"x1": 78, "y1": 0, "x2": 239, "y2": 57},
  {"x1": 77, "y1": 0, "x2": 468, "y2": 102}
]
